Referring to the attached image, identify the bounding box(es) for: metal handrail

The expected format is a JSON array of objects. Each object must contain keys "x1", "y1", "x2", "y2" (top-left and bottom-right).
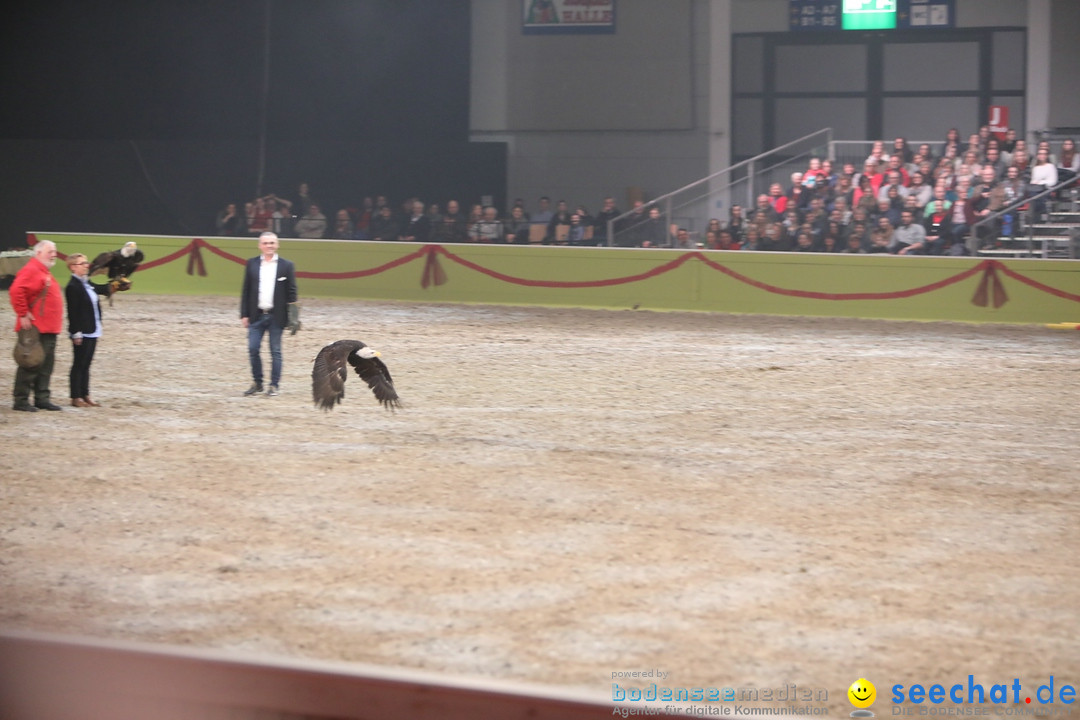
[
  {"x1": 969, "y1": 174, "x2": 1077, "y2": 257},
  {"x1": 605, "y1": 128, "x2": 833, "y2": 246},
  {"x1": 968, "y1": 194, "x2": 1032, "y2": 256}
]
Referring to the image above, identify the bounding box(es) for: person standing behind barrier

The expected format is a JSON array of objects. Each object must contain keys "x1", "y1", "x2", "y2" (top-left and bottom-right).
[
  {"x1": 983, "y1": 145, "x2": 1006, "y2": 180},
  {"x1": 574, "y1": 205, "x2": 594, "y2": 232},
  {"x1": 726, "y1": 204, "x2": 747, "y2": 242},
  {"x1": 399, "y1": 200, "x2": 431, "y2": 243},
  {"x1": 1055, "y1": 138, "x2": 1078, "y2": 186},
  {"x1": 671, "y1": 227, "x2": 695, "y2": 250},
  {"x1": 504, "y1": 205, "x2": 531, "y2": 244},
  {"x1": 354, "y1": 197, "x2": 374, "y2": 239},
  {"x1": 467, "y1": 203, "x2": 483, "y2": 226},
  {"x1": 915, "y1": 142, "x2": 933, "y2": 167},
  {"x1": 593, "y1": 196, "x2": 620, "y2": 246},
  {"x1": 893, "y1": 137, "x2": 914, "y2": 164},
  {"x1": 764, "y1": 186, "x2": 786, "y2": 218},
  {"x1": 970, "y1": 166, "x2": 1006, "y2": 243},
  {"x1": 892, "y1": 209, "x2": 928, "y2": 255},
  {"x1": 852, "y1": 174, "x2": 877, "y2": 216},
  {"x1": 10, "y1": 240, "x2": 63, "y2": 412},
  {"x1": 792, "y1": 231, "x2": 814, "y2": 252},
  {"x1": 240, "y1": 232, "x2": 298, "y2": 397},
  {"x1": 294, "y1": 204, "x2": 327, "y2": 239},
  {"x1": 216, "y1": 203, "x2": 246, "y2": 236},
  {"x1": 906, "y1": 171, "x2": 932, "y2": 211},
  {"x1": 865, "y1": 140, "x2": 886, "y2": 170},
  {"x1": 470, "y1": 206, "x2": 504, "y2": 243},
  {"x1": 999, "y1": 165, "x2": 1025, "y2": 236},
  {"x1": 64, "y1": 253, "x2": 112, "y2": 408},
  {"x1": 740, "y1": 224, "x2": 761, "y2": 251},
  {"x1": 531, "y1": 196, "x2": 554, "y2": 227},
  {"x1": 369, "y1": 205, "x2": 400, "y2": 242},
  {"x1": 546, "y1": 201, "x2": 572, "y2": 244},
  {"x1": 270, "y1": 197, "x2": 295, "y2": 237},
  {"x1": 617, "y1": 201, "x2": 648, "y2": 248},
  {"x1": 292, "y1": 183, "x2": 315, "y2": 217},
  {"x1": 426, "y1": 203, "x2": 443, "y2": 227},
  {"x1": 639, "y1": 207, "x2": 669, "y2": 248},
  {"x1": 923, "y1": 193, "x2": 952, "y2": 255},
  {"x1": 566, "y1": 213, "x2": 588, "y2": 246},
  {"x1": 246, "y1": 196, "x2": 273, "y2": 236},
  {"x1": 330, "y1": 209, "x2": 356, "y2": 240},
  {"x1": 942, "y1": 127, "x2": 961, "y2": 157},
  {"x1": 872, "y1": 215, "x2": 895, "y2": 251},
  {"x1": 1028, "y1": 148, "x2": 1058, "y2": 222},
  {"x1": 712, "y1": 229, "x2": 741, "y2": 251},
  {"x1": 431, "y1": 199, "x2": 467, "y2": 243},
  {"x1": 842, "y1": 222, "x2": 868, "y2": 253},
  {"x1": 876, "y1": 170, "x2": 908, "y2": 204},
  {"x1": 832, "y1": 195, "x2": 853, "y2": 225},
  {"x1": 945, "y1": 190, "x2": 976, "y2": 252},
  {"x1": 705, "y1": 217, "x2": 722, "y2": 239}
]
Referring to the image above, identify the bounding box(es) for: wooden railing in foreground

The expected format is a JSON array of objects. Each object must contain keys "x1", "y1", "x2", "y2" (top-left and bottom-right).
[{"x1": 0, "y1": 629, "x2": 661, "y2": 720}]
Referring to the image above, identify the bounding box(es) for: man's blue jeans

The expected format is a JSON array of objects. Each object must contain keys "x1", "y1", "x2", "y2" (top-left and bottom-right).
[{"x1": 248, "y1": 312, "x2": 283, "y2": 386}]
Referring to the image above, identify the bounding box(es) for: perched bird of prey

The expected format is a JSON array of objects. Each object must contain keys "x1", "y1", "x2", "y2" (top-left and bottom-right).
[
  {"x1": 89, "y1": 241, "x2": 144, "y2": 282},
  {"x1": 312, "y1": 340, "x2": 400, "y2": 411}
]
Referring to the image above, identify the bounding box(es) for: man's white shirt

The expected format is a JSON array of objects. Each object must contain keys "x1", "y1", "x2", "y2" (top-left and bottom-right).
[{"x1": 258, "y1": 255, "x2": 279, "y2": 311}]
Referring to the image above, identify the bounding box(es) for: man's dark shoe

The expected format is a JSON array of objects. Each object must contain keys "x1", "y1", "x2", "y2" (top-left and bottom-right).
[
  {"x1": 12, "y1": 404, "x2": 38, "y2": 412},
  {"x1": 35, "y1": 402, "x2": 63, "y2": 411},
  {"x1": 243, "y1": 383, "x2": 264, "y2": 396}
]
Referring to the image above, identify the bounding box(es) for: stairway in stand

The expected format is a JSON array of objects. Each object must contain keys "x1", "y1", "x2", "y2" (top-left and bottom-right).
[{"x1": 977, "y1": 186, "x2": 1080, "y2": 258}]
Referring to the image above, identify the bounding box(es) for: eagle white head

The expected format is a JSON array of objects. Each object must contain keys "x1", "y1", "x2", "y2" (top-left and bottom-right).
[
  {"x1": 355, "y1": 347, "x2": 380, "y2": 360},
  {"x1": 121, "y1": 241, "x2": 138, "y2": 257}
]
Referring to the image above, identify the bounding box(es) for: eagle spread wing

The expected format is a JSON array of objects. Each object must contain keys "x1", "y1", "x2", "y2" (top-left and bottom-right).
[
  {"x1": 89, "y1": 242, "x2": 144, "y2": 279},
  {"x1": 312, "y1": 340, "x2": 400, "y2": 411},
  {"x1": 87, "y1": 251, "x2": 118, "y2": 277}
]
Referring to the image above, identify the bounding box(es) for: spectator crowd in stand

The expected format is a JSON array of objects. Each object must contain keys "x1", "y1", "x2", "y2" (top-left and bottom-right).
[{"x1": 215, "y1": 126, "x2": 1079, "y2": 255}]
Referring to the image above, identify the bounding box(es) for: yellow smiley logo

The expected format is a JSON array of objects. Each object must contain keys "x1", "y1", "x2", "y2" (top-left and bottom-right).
[{"x1": 848, "y1": 678, "x2": 876, "y2": 709}]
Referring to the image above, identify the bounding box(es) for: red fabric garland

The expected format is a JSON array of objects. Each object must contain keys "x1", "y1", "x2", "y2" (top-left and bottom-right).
[
  {"x1": 185, "y1": 241, "x2": 206, "y2": 276},
  {"x1": 972, "y1": 262, "x2": 1008, "y2": 308},
  {"x1": 26, "y1": 238, "x2": 1080, "y2": 308}
]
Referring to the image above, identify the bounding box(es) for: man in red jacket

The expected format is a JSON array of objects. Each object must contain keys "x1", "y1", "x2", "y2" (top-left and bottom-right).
[{"x1": 9, "y1": 240, "x2": 64, "y2": 411}]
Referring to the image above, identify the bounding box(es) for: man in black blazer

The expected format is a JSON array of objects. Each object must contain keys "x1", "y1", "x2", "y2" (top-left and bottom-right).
[{"x1": 240, "y1": 232, "x2": 298, "y2": 396}]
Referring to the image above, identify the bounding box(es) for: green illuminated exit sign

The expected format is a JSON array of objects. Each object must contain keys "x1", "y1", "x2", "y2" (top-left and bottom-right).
[{"x1": 842, "y1": 0, "x2": 897, "y2": 30}]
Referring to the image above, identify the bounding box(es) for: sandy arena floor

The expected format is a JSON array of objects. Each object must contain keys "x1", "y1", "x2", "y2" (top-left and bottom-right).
[{"x1": 1, "y1": 294, "x2": 1078, "y2": 715}]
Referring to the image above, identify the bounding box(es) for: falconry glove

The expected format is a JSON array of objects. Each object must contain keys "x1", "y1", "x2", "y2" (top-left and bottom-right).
[
  {"x1": 109, "y1": 277, "x2": 133, "y2": 294},
  {"x1": 287, "y1": 303, "x2": 301, "y2": 335}
]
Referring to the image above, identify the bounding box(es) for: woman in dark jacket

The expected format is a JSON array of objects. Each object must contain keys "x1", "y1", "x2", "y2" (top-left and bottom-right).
[
  {"x1": 923, "y1": 198, "x2": 953, "y2": 255},
  {"x1": 64, "y1": 253, "x2": 112, "y2": 407}
]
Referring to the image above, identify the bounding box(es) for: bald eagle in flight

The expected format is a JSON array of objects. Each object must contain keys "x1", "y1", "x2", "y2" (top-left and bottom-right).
[
  {"x1": 312, "y1": 340, "x2": 400, "y2": 411},
  {"x1": 89, "y1": 241, "x2": 144, "y2": 282}
]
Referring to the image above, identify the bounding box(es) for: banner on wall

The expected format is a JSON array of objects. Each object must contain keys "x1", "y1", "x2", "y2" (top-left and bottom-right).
[
  {"x1": 522, "y1": 0, "x2": 616, "y2": 34},
  {"x1": 989, "y1": 105, "x2": 1010, "y2": 140}
]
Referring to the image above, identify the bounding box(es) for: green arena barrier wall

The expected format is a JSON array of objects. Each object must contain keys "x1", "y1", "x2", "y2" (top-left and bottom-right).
[{"x1": 26, "y1": 232, "x2": 1080, "y2": 325}]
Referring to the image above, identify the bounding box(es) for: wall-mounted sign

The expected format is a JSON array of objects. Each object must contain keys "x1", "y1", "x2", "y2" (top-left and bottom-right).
[
  {"x1": 523, "y1": 0, "x2": 616, "y2": 35},
  {"x1": 789, "y1": 0, "x2": 954, "y2": 31},
  {"x1": 842, "y1": 0, "x2": 897, "y2": 30},
  {"x1": 988, "y1": 106, "x2": 1010, "y2": 140}
]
